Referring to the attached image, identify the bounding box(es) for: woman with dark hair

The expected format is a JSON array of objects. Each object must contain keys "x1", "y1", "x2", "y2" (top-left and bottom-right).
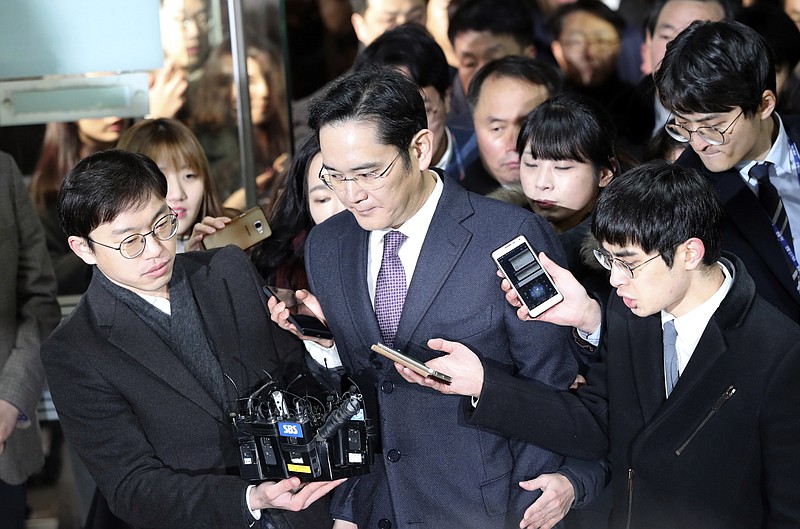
[
  {"x1": 517, "y1": 92, "x2": 619, "y2": 299},
  {"x1": 30, "y1": 117, "x2": 130, "y2": 294},
  {"x1": 249, "y1": 133, "x2": 346, "y2": 289},
  {"x1": 117, "y1": 118, "x2": 231, "y2": 252},
  {"x1": 187, "y1": 38, "x2": 290, "y2": 207},
  {"x1": 194, "y1": 133, "x2": 345, "y2": 290}
]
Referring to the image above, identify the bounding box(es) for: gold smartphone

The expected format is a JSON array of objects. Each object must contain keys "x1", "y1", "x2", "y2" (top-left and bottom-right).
[
  {"x1": 203, "y1": 207, "x2": 271, "y2": 250},
  {"x1": 371, "y1": 343, "x2": 452, "y2": 385}
]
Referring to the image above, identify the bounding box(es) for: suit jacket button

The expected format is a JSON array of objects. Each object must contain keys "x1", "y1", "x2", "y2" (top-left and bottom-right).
[
  {"x1": 381, "y1": 381, "x2": 394, "y2": 393},
  {"x1": 378, "y1": 519, "x2": 392, "y2": 529},
  {"x1": 386, "y1": 449, "x2": 401, "y2": 462}
]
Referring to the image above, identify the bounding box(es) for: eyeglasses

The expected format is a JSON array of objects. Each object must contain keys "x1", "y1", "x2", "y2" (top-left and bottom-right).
[
  {"x1": 319, "y1": 151, "x2": 403, "y2": 191},
  {"x1": 89, "y1": 211, "x2": 179, "y2": 259},
  {"x1": 561, "y1": 35, "x2": 619, "y2": 52},
  {"x1": 665, "y1": 110, "x2": 743, "y2": 146},
  {"x1": 593, "y1": 248, "x2": 662, "y2": 279}
]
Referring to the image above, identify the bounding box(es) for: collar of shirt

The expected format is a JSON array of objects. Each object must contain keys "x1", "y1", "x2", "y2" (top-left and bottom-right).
[
  {"x1": 661, "y1": 261, "x2": 733, "y2": 376},
  {"x1": 367, "y1": 171, "x2": 444, "y2": 305},
  {"x1": 138, "y1": 293, "x2": 171, "y2": 315},
  {"x1": 433, "y1": 127, "x2": 455, "y2": 172},
  {"x1": 737, "y1": 113, "x2": 793, "y2": 192}
]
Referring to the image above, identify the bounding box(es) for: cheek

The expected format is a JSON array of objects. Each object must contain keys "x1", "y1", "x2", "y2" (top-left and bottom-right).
[{"x1": 185, "y1": 181, "x2": 206, "y2": 209}]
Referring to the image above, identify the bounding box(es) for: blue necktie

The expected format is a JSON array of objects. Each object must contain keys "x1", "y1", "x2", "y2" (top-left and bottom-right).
[
  {"x1": 374, "y1": 231, "x2": 408, "y2": 347},
  {"x1": 663, "y1": 320, "x2": 679, "y2": 397}
]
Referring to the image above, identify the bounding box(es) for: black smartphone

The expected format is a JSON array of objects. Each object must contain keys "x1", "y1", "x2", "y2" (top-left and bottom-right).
[
  {"x1": 492, "y1": 235, "x2": 563, "y2": 318},
  {"x1": 263, "y1": 285, "x2": 334, "y2": 340}
]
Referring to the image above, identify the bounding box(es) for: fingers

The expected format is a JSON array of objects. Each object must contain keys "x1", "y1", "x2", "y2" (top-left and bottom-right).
[{"x1": 298, "y1": 479, "x2": 346, "y2": 509}]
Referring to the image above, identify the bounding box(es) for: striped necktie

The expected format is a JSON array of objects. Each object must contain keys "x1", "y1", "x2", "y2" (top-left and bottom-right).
[{"x1": 750, "y1": 162, "x2": 799, "y2": 287}]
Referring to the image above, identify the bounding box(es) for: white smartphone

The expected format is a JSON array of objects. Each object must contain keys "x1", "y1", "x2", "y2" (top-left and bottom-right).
[{"x1": 492, "y1": 235, "x2": 563, "y2": 318}]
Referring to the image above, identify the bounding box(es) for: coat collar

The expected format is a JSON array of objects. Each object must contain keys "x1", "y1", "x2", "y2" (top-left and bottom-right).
[{"x1": 86, "y1": 257, "x2": 236, "y2": 423}]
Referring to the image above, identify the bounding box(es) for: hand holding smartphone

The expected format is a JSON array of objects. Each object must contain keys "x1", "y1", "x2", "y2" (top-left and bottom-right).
[
  {"x1": 263, "y1": 285, "x2": 334, "y2": 340},
  {"x1": 203, "y1": 207, "x2": 271, "y2": 250},
  {"x1": 371, "y1": 343, "x2": 452, "y2": 385},
  {"x1": 492, "y1": 235, "x2": 563, "y2": 318}
]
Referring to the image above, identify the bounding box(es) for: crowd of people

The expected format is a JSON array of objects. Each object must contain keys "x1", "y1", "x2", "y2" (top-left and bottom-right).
[{"x1": 3, "y1": 0, "x2": 800, "y2": 528}]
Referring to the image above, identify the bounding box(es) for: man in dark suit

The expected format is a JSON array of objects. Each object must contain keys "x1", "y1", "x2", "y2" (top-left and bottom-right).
[
  {"x1": 0, "y1": 151, "x2": 61, "y2": 529},
  {"x1": 655, "y1": 20, "x2": 800, "y2": 322},
  {"x1": 271, "y1": 68, "x2": 588, "y2": 529},
  {"x1": 40, "y1": 150, "x2": 341, "y2": 529},
  {"x1": 397, "y1": 160, "x2": 800, "y2": 528}
]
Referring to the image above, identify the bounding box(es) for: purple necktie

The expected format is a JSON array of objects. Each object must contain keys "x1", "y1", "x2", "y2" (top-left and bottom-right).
[{"x1": 375, "y1": 231, "x2": 408, "y2": 347}]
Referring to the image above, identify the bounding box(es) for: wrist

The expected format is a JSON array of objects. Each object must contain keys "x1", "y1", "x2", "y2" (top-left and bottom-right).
[{"x1": 577, "y1": 299, "x2": 602, "y2": 335}]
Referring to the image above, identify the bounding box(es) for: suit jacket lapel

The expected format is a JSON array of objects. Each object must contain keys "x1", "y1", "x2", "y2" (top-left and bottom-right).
[
  {"x1": 90, "y1": 281, "x2": 226, "y2": 422},
  {"x1": 187, "y1": 266, "x2": 242, "y2": 406},
  {"x1": 337, "y1": 227, "x2": 383, "y2": 371},
  {"x1": 709, "y1": 167, "x2": 800, "y2": 303},
  {"x1": 394, "y1": 181, "x2": 473, "y2": 351}
]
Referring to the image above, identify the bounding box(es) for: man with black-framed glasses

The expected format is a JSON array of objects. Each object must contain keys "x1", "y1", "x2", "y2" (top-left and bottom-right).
[
  {"x1": 655, "y1": 20, "x2": 800, "y2": 323},
  {"x1": 396, "y1": 160, "x2": 800, "y2": 529},
  {"x1": 41, "y1": 150, "x2": 342, "y2": 529}
]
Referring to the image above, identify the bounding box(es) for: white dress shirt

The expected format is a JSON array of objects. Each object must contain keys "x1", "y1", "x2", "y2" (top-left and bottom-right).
[{"x1": 660, "y1": 262, "x2": 733, "y2": 394}]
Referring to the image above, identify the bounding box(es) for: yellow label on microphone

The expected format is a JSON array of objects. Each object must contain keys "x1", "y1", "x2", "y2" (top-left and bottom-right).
[{"x1": 287, "y1": 464, "x2": 312, "y2": 474}]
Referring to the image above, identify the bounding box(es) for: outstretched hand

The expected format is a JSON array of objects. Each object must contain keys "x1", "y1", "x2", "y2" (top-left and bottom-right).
[
  {"x1": 500, "y1": 252, "x2": 602, "y2": 334},
  {"x1": 519, "y1": 473, "x2": 575, "y2": 529},
  {"x1": 267, "y1": 289, "x2": 333, "y2": 347},
  {"x1": 394, "y1": 338, "x2": 484, "y2": 397},
  {"x1": 185, "y1": 216, "x2": 232, "y2": 252},
  {"x1": 250, "y1": 477, "x2": 345, "y2": 511}
]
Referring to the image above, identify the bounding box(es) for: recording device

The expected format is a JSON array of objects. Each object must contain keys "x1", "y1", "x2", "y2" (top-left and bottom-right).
[
  {"x1": 371, "y1": 343, "x2": 452, "y2": 385},
  {"x1": 263, "y1": 285, "x2": 334, "y2": 340},
  {"x1": 232, "y1": 374, "x2": 374, "y2": 482},
  {"x1": 492, "y1": 235, "x2": 563, "y2": 318},
  {"x1": 203, "y1": 206, "x2": 271, "y2": 250}
]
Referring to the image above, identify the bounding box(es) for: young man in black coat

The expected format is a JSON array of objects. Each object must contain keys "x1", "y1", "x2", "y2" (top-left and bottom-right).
[{"x1": 397, "y1": 160, "x2": 800, "y2": 529}]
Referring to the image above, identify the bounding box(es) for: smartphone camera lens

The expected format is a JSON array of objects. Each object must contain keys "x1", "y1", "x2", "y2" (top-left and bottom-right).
[{"x1": 254, "y1": 220, "x2": 264, "y2": 234}]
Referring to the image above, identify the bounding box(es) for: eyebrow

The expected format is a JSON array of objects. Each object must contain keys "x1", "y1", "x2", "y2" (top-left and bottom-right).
[
  {"x1": 110, "y1": 205, "x2": 169, "y2": 236},
  {"x1": 322, "y1": 161, "x2": 382, "y2": 173},
  {"x1": 308, "y1": 183, "x2": 330, "y2": 193}
]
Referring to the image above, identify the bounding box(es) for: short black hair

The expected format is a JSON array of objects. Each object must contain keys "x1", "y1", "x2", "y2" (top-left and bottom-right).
[
  {"x1": 548, "y1": 0, "x2": 626, "y2": 40},
  {"x1": 448, "y1": 0, "x2": 535, "y2": 49},
  {"x1": 644, "y1": 0, "x2": 737, "y2": 37},
  {"x1": 517, "y1": 93, "x2": 618, "y2": 175},
  {"x1": 308, "y1": 67, "x2": 427, "y2": 169},
  {"x1": 467, "y1": 56, "x2": 563, "y2": 109},
  {"x1": 592, "y1": 160, "x2": 723, "y2": 267},
  {"x1": 654, "y1": 20, "x2": 776, "y2": 117},
  {"x1": 354, "y1": 24, "x2": 451, "y2": 98},
  {"x1": 736, "y1": 4, "x2": 800, "y2": 74},
  {"x1": 58, "y1": 150, "x2": 168, "y2": 241}
]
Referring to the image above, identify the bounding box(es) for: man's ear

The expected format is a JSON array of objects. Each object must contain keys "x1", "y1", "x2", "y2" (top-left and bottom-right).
[
  {"x1": 759, "y1": 90, "x2": 777, "y2": 121},
  {"x1": 444, "y1": 87, "x2": 452, "y2": 115},
  {"x1": 351, "y1": 13, "x2": 369, "y2": 46},
  {"x1": 680, "y1": 237, "x2": 707, "y2": 271},
  {"x1": 68, "y1": 236, "x2": 98, "y2": 265},
  {"x1": 412, "y1": 129, "x2": 435, "y2": 172}
]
